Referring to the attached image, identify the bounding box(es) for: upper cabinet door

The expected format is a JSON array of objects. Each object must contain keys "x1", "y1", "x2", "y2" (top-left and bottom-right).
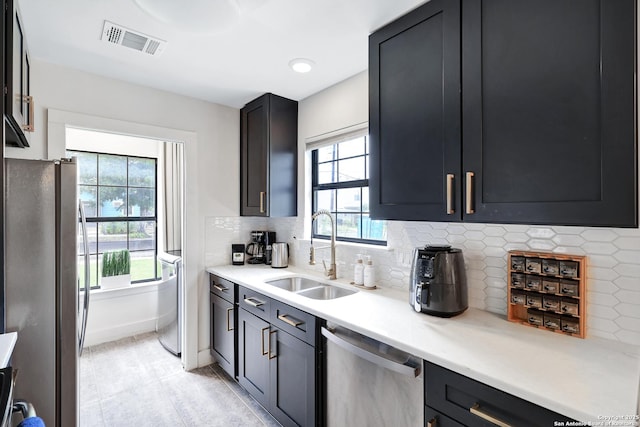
[
  {"x1": 462, "y1": 0, "x2": 637, "y2": 227},
  {"x1": 369, "y1": 0, "x2": 462, "y2": 221},
  {"x1": 241, "y1": 95, "x2": 269, "y2": 216}
]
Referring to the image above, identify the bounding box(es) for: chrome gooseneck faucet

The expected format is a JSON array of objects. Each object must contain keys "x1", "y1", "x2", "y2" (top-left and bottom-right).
[{"x1": 310, "y1": 209, "x2": 337, "y2": 280}]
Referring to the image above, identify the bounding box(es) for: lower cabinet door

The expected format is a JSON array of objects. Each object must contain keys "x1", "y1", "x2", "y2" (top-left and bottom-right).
[
  {"x1": 210, "y1": 292, "x2": 235, "y2": 378},
  {"x1": 269, "y1": 328, "x2": 315, "y2": 427},
  {"x1": 238, "y1": 308, "x2": 271, "y2": 409},
  {"x1": 425, "y1": 406, "x2": 465, "y2": 427}
]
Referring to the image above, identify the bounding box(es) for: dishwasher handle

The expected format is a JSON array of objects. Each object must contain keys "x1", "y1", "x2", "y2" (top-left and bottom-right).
[{"x1": 321, "y1": 327, "x2": 421, "y2": 377}]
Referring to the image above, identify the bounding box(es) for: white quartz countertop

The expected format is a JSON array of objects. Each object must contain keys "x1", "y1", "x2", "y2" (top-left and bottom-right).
[
  {"x1": 0, "y1": 332, "x2": 17, "y2": 368},
  {"x1": 206, "y1": 264, "x2": 640, "y2": 422}
]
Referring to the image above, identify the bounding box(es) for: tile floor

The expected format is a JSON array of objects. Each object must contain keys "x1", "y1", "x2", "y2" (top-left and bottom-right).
[{"x1": 80, "y1": 332, "x2": 281, "y2": 426}]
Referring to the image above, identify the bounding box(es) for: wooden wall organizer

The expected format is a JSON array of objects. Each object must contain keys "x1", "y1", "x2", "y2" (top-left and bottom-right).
[{"x1": 507, "y1": 250, "x2": 586, "y2": 338}]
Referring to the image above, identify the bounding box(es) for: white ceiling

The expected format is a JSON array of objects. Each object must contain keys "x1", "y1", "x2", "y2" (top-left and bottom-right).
[{"x1": 18, "y1": 0, "x2": 426, "y2": 108}]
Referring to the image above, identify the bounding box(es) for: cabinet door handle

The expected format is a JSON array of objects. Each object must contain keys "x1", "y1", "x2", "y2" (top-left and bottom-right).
[
  {"x1": 260, "y1": 326, "x2": 270, "y2": 356},
  {"x1": 244, "y1": 297, "x2": 265, "y2": 307},
  {"x1": 465, "y1": 171, "x2": 475, "y2": 214},
  {"x1": 268, "y1": 330, "x2": 277, "y2": 359},
  {"x1": 213, "y1": 284, "x2": 228, "y2": 292},
  {"x1": 278, "y1": 313, "x2": 304, "y2": 327},
  {"x1": 446, "y1": 173, "x2": 455, "y2": 214},
  {"x1": 470, "y1": 403, "x2": 513, "y2": 427},
  {"x1": 259, "y1": 191, "x2": 266, "y2": 213},
  {"x1": 226, "y1": 307, "x2": 233, "y2": 332},
  {"x1": 22, "y1": 95, "x2": 34, "y2": 132},
  {"x1": 427, "y1": 418, "x2": 437, "y2": 427}
]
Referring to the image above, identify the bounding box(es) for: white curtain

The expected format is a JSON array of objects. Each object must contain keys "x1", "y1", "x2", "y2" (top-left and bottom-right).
[{"x1": 164, "y1": 142, "x2": 183, "y2": 252}]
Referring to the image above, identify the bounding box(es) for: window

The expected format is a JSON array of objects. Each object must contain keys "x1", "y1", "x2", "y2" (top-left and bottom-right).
[
  {"x1": 311, "y1": 135, "x2": 387, "y2": 245},
  {"x1": 69, "y1": 150, "x2": 159, "y2": 287}
]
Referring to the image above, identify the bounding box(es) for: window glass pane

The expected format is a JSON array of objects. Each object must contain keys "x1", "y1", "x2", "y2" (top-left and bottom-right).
[
  {"x1": 364, "y1": 154, "x2": 369, "y2": 179},
  {"x1": 98, "y1": 154, "x2": 127, "y2": 186},
  {"x1": 130, "y1": 251, "x2": 157, "y2": 282},
  {"x1": 336, "y1": 213, "x2": 360, "y2": 238},
  {"x1": 338, "y1": 137, "x2": 365, "y2": 159},
  {"x1": 79, "y1": 186, "x2": 97, "y2": 217},
  {"x1": 338, "y1": 157, "x2": 365, "y2": 182},
  {"x1": 75, "y1": 152, "x2": 97, "y2": 185},
  {"x1": 362, "y1": 215, "x2": 387, "y2": 241},
  {"x1": 79, "y1": 254, "x2": 99, "y2": 288},
  {"x1": 98, "y1": 187, "x2": 127, "y2": 217},
  {"x1": 314, "y1": 215, "x2": 333, "y2": 236},
  {"x1": 128, "y1": 158, "x2": 155, "y2": 187},
  {"x1": 317, "y1": 161, "x2": 337, "y2": 184},
  {"x1": 85, "y1": 222, "x2": 98, "y2": 254},
  {"x1": 129, "y1": 221, "x2": 156, "y2": 251},
  {"x1": 336, "y1": 187, "x2": 361, "y2": 212},
  {"x1": 315, "y1": 189, "x2": 336, "y2": 212},
  {"x1": 128, "y1": 188, "x2": 155, "y2": 216},
  {"x1": 98, "y1": 221, "x2": 128, "y2": 253},
  {"x1": 362, "y1": 187, "x2": 369, "y2": 212},
  {"x1": 317, "y1": 145, "x2": 337, "y2": 163}
]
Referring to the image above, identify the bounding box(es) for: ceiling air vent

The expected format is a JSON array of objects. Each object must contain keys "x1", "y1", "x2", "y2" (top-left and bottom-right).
[{"x1": 101, "y1": 21, "x2": 166, "y2": 56}]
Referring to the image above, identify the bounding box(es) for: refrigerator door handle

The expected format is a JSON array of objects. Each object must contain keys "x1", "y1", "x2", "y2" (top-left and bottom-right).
[{"x1": 78, "y1": 199, "x2": 90, "y2": 354}]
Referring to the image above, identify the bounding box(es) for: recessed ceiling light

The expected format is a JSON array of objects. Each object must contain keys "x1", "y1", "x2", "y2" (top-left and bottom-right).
[{"x1": 289, "y1": 58, "x2": 315, "y2": 73}]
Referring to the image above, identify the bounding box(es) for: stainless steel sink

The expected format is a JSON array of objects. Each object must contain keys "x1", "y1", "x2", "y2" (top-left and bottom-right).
[
  {"x1": 295, "y1": 285, "x2": 357, "y2": 300},
  {"x1": 264, "y1": 276, "x2": 357, "y2": 300},
  {"x1": 265, "y1": 277, "x2": 323, "y2": 292}
]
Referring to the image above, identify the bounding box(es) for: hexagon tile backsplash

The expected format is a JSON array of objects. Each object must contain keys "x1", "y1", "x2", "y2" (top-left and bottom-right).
[{"x1": 205, "y1": 216, "x2": 640, "y2": 346}]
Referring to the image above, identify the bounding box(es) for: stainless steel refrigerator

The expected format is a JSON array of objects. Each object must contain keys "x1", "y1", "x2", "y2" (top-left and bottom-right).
[{"x1": 4, "y1": 158, "x2": 89, "y2": 427}]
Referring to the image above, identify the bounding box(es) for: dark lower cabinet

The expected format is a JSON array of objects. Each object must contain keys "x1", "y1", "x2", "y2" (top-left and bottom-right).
[
  {"x1": 237, "y1": 286, "x2": 320, "y2": 427},
  {"x1": 209, "y1": 292, "x2": 235, "y2": 378},
  {"x1": 370, "y1": 0, "x2": 637, "y2": 227},
  {"x1": 424, "y1": 362, "x2": 574, "y2": 426}
]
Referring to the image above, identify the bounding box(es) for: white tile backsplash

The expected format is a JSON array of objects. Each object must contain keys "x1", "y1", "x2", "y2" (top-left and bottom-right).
[{"x1": 205, "y1": 216, "x2": 640, "y2": 346}]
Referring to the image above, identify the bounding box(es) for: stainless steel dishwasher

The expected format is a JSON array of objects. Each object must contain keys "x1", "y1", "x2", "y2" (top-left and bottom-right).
[
  {"x1": 322, "y1": 323, "x2": 423, "y2": 427},
  {"x1": 156, "y1": 252, "x2": 183, "y2": 356}
]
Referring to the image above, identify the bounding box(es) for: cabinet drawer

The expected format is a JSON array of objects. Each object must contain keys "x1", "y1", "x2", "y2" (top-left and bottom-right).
[
  {"x1": 424, "y1": 362, "x2": 570, "y2": 426},
  {"x1": 209, "y1": 274, "x2": 236, "y2": 302},
  {"x1": 238, "y1": 286, "x2": 271, "y2": 320},
  {"x1": 425, "y1": 406, "x2": 465, "y2": 427},
  {"x1": 270, "y1": 299, "x2": 317, "y2": 346}
]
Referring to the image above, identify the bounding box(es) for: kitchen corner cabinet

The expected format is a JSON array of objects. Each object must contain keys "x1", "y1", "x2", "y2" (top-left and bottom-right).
[
  {"x1": 424, "y1": 361, "x2": 574, "y2": 426},
  {"x1": 209, "y1": 274, "x2": 236, "y2": 379},
  {"x1": 237, "y1": 286, "x2": 319, "y2": 427},
  {"x1": 4, "y1": 0, "x2": 32, "y2": 148},
  {"x1": 369, "y1": 0, "x2": 637, "y2": 227},
  {"x1": 240, "y1": 93, "x2": 298, "y2": 217}
]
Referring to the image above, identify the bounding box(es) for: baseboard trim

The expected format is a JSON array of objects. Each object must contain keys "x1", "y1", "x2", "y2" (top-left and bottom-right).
[
  {"x1": 197, "y1": 349, "x2": 214, "y2": 368},
  {"x1": 84, "y1": 318, "x2": 157, "y2": 347}
]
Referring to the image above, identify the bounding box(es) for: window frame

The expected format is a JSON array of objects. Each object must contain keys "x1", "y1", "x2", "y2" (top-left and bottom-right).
[
  {"x1": 311, "y1": 135, "x2": 387, "y2": 246},
  {"x1": 70, "y1": 149, "x2": 160, "y2": 287}
]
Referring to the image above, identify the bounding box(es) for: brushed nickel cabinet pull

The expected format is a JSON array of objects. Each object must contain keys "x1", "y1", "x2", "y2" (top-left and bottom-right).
[
  {"x1": 465, "y1": 171, "x2": 475, "y2": 214},
  {"x1": 22, "y1": 95, "x2": 34, "y2": 132},
  {"x1": 213, "y1": 284, "x2": 228, "y2": 292},
  {"x1": 244, "y1": 297, "x2": 265, "y2": 307},
  {"x1": 278, "y1": 313, "x2": 304, "y2": 327},
  {"x1": 470, "y1": 403, "x2": 512, "y2": 427},
  {"x1": 446, "y1": 173, "x2": 454, "y2": 214},
  {"x1": 427, "y1": 418, "x2": 437, "y2": 427},
  {"x1": 259, "y1": 191, "x2": 266, "y2": 213},
  {"x1": 268, "y1": 330, "x2": 277, "y2": 359},
  {"x1": 260, "y1": 326, "x2": 269, "y2": 356},
  {"x1": 226, "y1": 307, "x2": 233, "y2": 332}
]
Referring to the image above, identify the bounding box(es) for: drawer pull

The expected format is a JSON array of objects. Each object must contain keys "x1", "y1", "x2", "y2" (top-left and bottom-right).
[
  {"x1": 213, "y1": 284, "x2": 228, "y2": 292},
  {"x1": 446, "y1": 173, "x2": 454, "y2": 214},
  {"x1": 268, "y1": 330, "x2": 277, "y2": 360},
  {"x1": 244, "y1": 297, "x2": 265, "y2": 307},
  {"x1": 261, "y1": 326, "x2": 269, "y2": 356},
  {"x1": 427, "y1": 417, "x2": 437, "y2": 427},
  {"x1": 278, "y1": 314, "x2": 304, "y2": 327},
  {"x1": 470, "y1": 403, "x2": 512, "y2": 427},
  {"x1": 465, "y1": 171, "x2": 475, "y2": 214},
  {"x1": 226, "y1": 307, "x2": 233, "y2": 332}
]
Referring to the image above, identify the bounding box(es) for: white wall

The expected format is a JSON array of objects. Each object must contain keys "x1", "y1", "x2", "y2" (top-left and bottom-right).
[{"x1": 6, "y1": 59, "x2": 240, "y2": 369}]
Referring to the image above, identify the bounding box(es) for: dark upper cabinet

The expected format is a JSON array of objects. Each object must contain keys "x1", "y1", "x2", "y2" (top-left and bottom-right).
[
  {"x1": 369, "y1": 0, "x2": 461, "y2": 222},
  {"x1": 240, "y1": 93, "x2": 298, "y2": 217},
  {"x1": 4, "y1": 0, "x2": 32, "y2": 148},
  {"x1": 370, "y1": 0, "x2": 637, "y2": 227}
]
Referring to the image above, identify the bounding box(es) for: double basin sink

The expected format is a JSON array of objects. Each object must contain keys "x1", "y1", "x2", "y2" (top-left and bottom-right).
[{"x1": 265, "y1": 276, "x2": 357, "y2": 300}]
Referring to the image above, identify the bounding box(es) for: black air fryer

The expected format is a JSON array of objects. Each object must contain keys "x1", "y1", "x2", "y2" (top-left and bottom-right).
[{"x1": 409, "y1": 245, "x2": 468, "y2": 317}]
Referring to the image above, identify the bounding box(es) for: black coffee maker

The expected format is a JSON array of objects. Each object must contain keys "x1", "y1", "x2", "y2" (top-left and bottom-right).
[
  {"x1": 246, "y1": 231, "x2": 276, "y2": 264},
  {"x1": 409, "y1": 245, "x2": 468, "y2": 317}
]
